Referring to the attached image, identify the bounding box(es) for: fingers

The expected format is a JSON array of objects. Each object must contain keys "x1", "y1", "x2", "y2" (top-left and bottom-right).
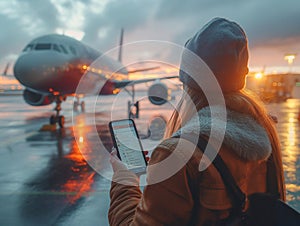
[
  {"x1": 110, "y1": 154, "x2": 126, "y2": 172},
  {"x1": 110, "y1": 147, "x2": 120, "y2": 163},
  {"x1": 110, "y1": 147, "x2": 151, "y2": 171},
  {"x1": 110, "y1": 146, "x2": 127, "y2": 172},
  {"x1": 111, "y1": 147, "x2": 118, "y2": 157}
]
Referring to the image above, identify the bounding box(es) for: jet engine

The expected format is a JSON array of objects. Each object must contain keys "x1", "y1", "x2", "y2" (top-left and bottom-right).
[
  {"x1": 23, "y1": 89, "x2": 54, "y2": 106},
  {"x1": 148, "y1": 82, "x2": 170, "y2": 105}
]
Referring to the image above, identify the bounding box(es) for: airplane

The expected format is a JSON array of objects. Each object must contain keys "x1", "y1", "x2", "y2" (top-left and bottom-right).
[{"x1": 12, "y1": 29, "x2": 178, "y2": 128}]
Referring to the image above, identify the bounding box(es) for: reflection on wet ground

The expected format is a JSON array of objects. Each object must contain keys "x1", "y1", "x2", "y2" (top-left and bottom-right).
[
  {"x1": 0, "y1": 95, "x2": 113, "y2": 225},
  {"x1": 0, "y1": 94, "x2": 299, "y2": 225},
  {"x1": 267, "y1": 99, "x2": 300, "y2": 210},
  {"x1": 19, "y1": 127, "x2": 111, "y2": 226},
  {"x1": 0, "y1": 93, "x2": 168, "y2": 225}
]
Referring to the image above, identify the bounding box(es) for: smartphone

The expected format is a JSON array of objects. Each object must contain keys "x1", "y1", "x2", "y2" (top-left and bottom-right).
[{"x1": 109, "y1": 119, "x2": 147, "y2": 174}]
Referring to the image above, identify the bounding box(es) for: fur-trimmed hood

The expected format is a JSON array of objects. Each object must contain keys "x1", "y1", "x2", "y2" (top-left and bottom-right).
[{"x1": 173, "y1": 106, "x2": 272, "y2": 161}]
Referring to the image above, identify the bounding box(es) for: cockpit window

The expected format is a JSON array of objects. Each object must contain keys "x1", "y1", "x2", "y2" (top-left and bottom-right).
[
  {"x1": 59, "y1": 45, "x2": 68, "y2": 54},
  {"x1": 23, "y1": 44, "x2": 34, "y2": 52},
  {"x1": 22, "y1": 42, "x2": 71, "y2": 54},
  {"x1": 52, "y1": 44, "x2": 61, "y2": 52},
  {"x1": 69, "y1": 46, "x2": 77, "y2": 55},
  {"x1": 35, "y1": 43, "x2": 52, "y2": 50}
]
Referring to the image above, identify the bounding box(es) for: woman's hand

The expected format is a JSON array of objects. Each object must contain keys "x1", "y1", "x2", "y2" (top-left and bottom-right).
[
  {"x1": 110, "y1": 147, "x2": 128, "y2": 172},
  {"x1": 110, "y1": 148, "x2": 151, "y2": 173},
  {"x1": 110, "y1": 147, "x2": 141, "y2": 186}
]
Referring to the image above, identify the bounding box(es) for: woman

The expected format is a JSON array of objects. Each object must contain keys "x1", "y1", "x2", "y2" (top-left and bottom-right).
[{"x1": 109, "y1": 18, "x2": 285, "y2": 226}]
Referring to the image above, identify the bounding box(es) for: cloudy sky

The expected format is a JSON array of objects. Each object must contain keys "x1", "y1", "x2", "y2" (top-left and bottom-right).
[{"x1": 1, "y1": 0, "x2": 300, "y2": 74}]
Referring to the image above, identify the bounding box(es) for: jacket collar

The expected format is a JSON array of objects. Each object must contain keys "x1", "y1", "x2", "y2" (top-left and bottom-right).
[{"x1": 173, "y1": 106, "x2": 272, "y2": 161}]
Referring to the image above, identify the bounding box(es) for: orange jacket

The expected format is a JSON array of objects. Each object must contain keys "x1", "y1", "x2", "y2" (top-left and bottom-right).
[
  {"x1": 109, "y1": 139, "x2": 272, "y2": 226},
  {"x1": 109, "y1": 108, "x2": 283, "y2": 225}
]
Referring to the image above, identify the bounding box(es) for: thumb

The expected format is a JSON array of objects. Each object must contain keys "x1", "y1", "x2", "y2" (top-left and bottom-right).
[{"x1": 110, "y1": 152, "x2": 128, "y2": 172}]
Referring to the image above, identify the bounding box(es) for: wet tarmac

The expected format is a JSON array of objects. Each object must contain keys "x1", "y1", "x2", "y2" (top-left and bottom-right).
[
  {"x1": 0, "y1": 91, "x2": 175, "y2": 226},
  {"x1": 0, "y1": 92, "x2": 299, "y2": 225},
  {"x1": 267, "y1": 99, "x2": 300, "y2": 210}
]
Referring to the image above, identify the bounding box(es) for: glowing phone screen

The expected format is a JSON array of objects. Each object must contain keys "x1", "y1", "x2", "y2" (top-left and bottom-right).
[{"x1": 109, "y1": 119, "x2": 147, "y2": 174}]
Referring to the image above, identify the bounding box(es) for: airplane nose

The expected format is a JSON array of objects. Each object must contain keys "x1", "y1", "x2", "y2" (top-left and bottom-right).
[
  {"x1": 14, "y1": 54, "x2": 44, "y2": 89},
  {"x1": 14, "y1": 52, "x2": 63, "y2": 91}
]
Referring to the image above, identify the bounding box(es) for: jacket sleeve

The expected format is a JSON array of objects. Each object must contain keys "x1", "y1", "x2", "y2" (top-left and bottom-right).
[
  {"x1": 108, "y1": 139, "x2": 199, "y2": 226},
  {"x1": 108, "y1": 170, "x2": 142, "y2": 226}
]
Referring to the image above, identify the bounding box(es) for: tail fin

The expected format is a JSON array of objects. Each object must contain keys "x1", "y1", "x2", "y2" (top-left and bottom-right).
[
  {"x1": 118, "y1": 28, "x2": 124, "y2": 62},
  {"x1": 3, "y1": 63, "x2": 10, "y2": 76}
]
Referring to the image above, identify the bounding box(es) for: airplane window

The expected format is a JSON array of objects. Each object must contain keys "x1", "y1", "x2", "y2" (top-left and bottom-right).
[
  {"x1": 53, "y1": 44, "x2": 61, "y2": 52},
  {"x1": 35, "y1": 43, "x2": 52, "y2": 50},
  {"x1": 69, "y1": 46, "x2": 77, "y2": 55},
  {"x1": 23, "y1": 44, "x2": 34, "y2": 52},
  {"x1": 59, "y1": 45, "x2": 68, "y2": 54}
]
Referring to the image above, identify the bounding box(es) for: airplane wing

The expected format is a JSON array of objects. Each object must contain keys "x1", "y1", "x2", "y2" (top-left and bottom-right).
[
  {"x1": 113, "y1": 75, "x2": 178, "y2": 88},
  {"x1": 86, "y1": 67, "x2": 178, "y2": 88},
  {"x1": 127, "y1": 66, "x2": 160, "y2": 74}
]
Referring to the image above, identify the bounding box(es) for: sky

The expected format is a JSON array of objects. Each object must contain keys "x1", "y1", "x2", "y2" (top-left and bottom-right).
[{"x1": 1, "y1": 0, "x2": 300, "y2": 74}]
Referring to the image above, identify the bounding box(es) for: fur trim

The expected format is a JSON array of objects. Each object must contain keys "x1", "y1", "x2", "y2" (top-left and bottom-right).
[{"x1": 173, "y1": 106, "x2": 272, "y2": 161}]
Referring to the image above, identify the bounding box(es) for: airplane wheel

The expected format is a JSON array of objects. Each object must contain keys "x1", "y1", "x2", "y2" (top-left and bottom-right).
[
  {"x1": 128, "y1": 101, "x2": 132, "y2": 118},
  {"x1": 73, "y1": 101, "x2": 79, "y2": 112},
  {"x1": 148, "y1": 116, "x2": 166, "y2": 140},
  {"x1": 50, "y1": 115, "x2": 56, "y2": 125},
  {"x1": 81, "y1": 101, "x2": 85, "y2": 112},
  {"x1": 135, "y1": 101, "x2": 139, "y2": 118},
  {"x1": 58, "y1": 116, "x2": 65, "y2": 128}
]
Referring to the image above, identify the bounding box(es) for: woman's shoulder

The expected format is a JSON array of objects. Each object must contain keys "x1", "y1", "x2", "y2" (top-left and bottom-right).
[
  {"x1": 149, "y1": 137, "x2": 180, "y2": 164},
  {"x1": 150, "y1": 137, "x2": 204, "y2": 167},
  {"x1": 156, "y1": 137, "x2": 180, "y2": 150}
]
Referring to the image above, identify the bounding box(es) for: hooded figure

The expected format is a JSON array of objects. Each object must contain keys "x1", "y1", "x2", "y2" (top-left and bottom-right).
[{"x1": 109, "y1": 18, "x2": 285, "y2": 226}]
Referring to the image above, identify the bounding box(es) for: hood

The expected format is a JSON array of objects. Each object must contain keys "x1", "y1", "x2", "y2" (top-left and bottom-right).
[
  {"x1": 173, "y1": 106, "x2": 272, "y2": 161},
  {"x1": 179, "y1": 17, "x2": 249, "y2": 92}
]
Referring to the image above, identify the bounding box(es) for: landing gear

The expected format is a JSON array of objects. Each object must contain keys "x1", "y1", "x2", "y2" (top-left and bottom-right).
[
  {"x1": 49, "y1": 96, "x2": 66, "y2": 128},
  {"x1": 73, "y1": 97, "x2": 85, "y2": 112},
  {"x1": 125, "y1": 84, "x2": 139, "y2": 119},
  {"x1": 50, "y1": 115, "x2": 65, "y2": 128}
]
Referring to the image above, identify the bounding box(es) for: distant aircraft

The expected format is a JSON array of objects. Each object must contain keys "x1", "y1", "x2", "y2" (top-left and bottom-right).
[
  {"x1": 13, "y1": 30, "x2": 177, "y2": 127},
  {"x1": 0, "y1": 63, "x2": 23, "y2": 94}
]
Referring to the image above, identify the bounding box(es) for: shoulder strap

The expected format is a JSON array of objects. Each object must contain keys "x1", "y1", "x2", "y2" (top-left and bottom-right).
[
  {"x1": 266, "y1": 154, "x2": 281, "y2": 198},
  {"x1": 173, "y1": 134, "x2": 246, "y2": 211}
]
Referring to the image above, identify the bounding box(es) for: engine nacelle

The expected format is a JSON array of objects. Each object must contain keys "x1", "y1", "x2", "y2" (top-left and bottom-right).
[
  {"x1": 23, "y1": 89, "x2": 54, "y2": 106},
  {"x1": 148, "y1": 82, "x2": 170, "y2": 105}
]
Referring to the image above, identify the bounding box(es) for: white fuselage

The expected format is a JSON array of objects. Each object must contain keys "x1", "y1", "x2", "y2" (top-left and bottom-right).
[{"x1": 14, "y1": 34, "x2": 127, "y2": 96}]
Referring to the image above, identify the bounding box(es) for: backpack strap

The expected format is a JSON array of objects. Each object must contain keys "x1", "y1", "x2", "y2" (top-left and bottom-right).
[
  {"x1": 173, "y1": 134, "x2": 246, "y2": 212},
  {"x1": 266, "y1": 153, "x2": 281, "y2": 198}
]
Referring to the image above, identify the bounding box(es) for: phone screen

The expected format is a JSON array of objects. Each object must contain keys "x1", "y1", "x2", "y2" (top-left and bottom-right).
[{"x1": 109, "y1": 119, "x2": 147, "y2": 174}]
